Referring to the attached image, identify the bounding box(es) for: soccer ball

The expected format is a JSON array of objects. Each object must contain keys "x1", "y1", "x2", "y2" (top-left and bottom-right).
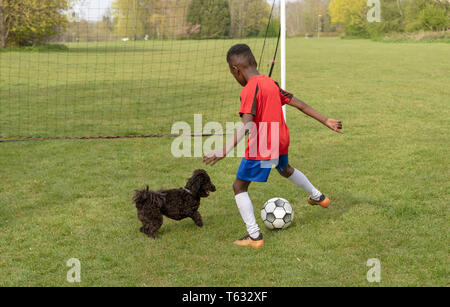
[{"x1": 261, "y1": 198, "x2": 294, "y2": 230}]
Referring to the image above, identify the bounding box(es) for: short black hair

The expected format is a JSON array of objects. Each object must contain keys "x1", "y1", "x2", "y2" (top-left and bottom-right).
[{"x1": 226, "y1": 44, "x2": 257, "y2": 67}]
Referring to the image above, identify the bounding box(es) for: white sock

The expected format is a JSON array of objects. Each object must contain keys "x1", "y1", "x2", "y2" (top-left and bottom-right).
[
  {"x1": 288, "y1": 168, "x2": 322, "y2": 201},
  {"x1": 235, "y1": 192, "x2": 260, "y2": 239}
]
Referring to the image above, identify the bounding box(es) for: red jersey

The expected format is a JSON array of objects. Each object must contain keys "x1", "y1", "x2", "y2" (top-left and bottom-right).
[{"x1": 239, "y1": 75, "x2": 293, "y2": 161}]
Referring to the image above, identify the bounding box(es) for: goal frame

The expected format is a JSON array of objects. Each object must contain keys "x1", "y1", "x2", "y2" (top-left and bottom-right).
[{"x1": 281, "y1": 0, "x2": 287, "y2": 121}]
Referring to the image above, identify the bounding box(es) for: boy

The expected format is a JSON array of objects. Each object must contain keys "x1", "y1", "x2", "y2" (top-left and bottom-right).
[{"x1": 203, "y1": 44, "x2": 343, "y2": 248}]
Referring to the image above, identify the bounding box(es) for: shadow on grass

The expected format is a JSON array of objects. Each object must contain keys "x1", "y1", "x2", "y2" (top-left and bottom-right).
[
  {"x1": 151, "y1": 192, "x2": 365, "y2": 241},
  {"x1": 0, "y1": 44, "x2": 162, "y2": 54},
  {"x1": 67, "y1": 46, "x2": 163, "y2": 54},
  {"x1": 0, "y1": 44, "x2": 69, "y2": 53},
  {"x1": 289, "y1": 191, "x2": 366, "y2": 228},
  {"x1": 153, "y1": 192, "x2": 369, "y2": 237}
]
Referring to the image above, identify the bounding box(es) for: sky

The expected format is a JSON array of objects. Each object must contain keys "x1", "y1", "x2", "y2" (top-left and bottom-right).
[{"x1": 73, "y1": 0, "x2": 114, "y2": 21}]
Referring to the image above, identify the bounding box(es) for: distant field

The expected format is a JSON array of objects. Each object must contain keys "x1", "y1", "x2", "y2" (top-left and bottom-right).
[{"x1": 0, "y1": 37, "x2": 448, "y2": 286}]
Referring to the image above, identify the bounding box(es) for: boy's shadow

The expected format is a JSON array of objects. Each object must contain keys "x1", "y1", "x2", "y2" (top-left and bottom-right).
[{"x1": 290, "y1": 191, "x2": 386, "y2": 231}]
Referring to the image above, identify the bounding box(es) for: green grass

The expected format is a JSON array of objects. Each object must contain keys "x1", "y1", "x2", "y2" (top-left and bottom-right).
[{"x1": 0, "y1": 37, "x2": 449, "y2": 286}]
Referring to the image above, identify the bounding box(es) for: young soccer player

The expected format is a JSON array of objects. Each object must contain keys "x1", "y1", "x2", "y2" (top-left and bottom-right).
[{"x1": 203, "y1": 44, "x2": 343, "y2": 248}]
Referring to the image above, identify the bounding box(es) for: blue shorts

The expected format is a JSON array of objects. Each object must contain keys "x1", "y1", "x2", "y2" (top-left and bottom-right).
[{"x1": 236, "y1": 154, "x2": 289, "y2": 183}]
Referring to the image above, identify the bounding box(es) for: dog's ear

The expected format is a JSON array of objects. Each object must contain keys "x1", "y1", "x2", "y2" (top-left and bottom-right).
[
  {"x1": 187, "y1": 179, "x2": 201, "y2": 198},
  {"x1": 185, "y1": 171, "x2": 201, "y2": 197},
  {"x1": 185, "y1": 170, "x2": 211, "y2": 197}
]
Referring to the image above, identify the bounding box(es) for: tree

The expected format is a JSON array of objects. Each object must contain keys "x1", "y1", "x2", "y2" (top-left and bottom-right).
[
  {"x1": 364, "y1": 0, "x2": 405, "y2": 36},
  {"x1": 328, "y1": 0, "x2": 367, "y2": 35},
  {"x1": 112, "y1": 0, "x2": 152, "y2": 39},
  {"x1": 112, "y1": 0, "x2": 190, "y2": 40},
  {"x1": 287, "y1": 0, "x2": 333, "y2": 36},
  {"x1": 329, "y1": 0, "x2": 450, "y2": 37},
  {"x1": 418, "y1": 3, "x2": 448, "y2": 31},
  {"x1": 404, "y1": 0, "x2": 449, "y2": 31},
  {"x1": 186, "y1": 0, "x2": 202, "y2": 26},
  {"x1": 0, "y1": 0, "x2": 71, "y2": 48},
  {"x1": 102, "y1": 8, "x2": 116, "y2": 35},
  {"x1": 186, "y1": 0, "x2": 231, "y2": 39},
  {"x1": 328, "y1": 0, "x2": 366, "y2": 24},
  {"x1": 229, "y1": 0, "x2": 269, "y2": 38},
  {"x1": 150, "y1": 0, "x2": 189, "y2": 39}
]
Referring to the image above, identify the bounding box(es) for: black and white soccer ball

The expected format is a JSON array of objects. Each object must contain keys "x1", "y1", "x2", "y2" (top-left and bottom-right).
[{"x1": 261, "y1": 198, "x2": 294, "y2": 229}]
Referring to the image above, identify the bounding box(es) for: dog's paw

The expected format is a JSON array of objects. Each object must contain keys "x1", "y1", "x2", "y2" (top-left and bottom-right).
[{"x1": 139, "y1": 227, "x2": 158, "y2": 239}]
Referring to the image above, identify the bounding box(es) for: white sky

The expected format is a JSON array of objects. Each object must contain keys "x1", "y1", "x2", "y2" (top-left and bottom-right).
[{"x1": 73, "y1": 0, "x2": 114, "y2": 21}]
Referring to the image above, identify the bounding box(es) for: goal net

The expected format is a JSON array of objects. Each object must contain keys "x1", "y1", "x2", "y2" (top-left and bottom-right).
[{"x1": 0, "y1": 0, "x2": 281, "y2": 140}]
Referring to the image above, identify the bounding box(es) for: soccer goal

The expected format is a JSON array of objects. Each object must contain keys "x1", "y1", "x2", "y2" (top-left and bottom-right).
[{"x1": 0, "y1": 0, "x2": 286, "y2": 141}]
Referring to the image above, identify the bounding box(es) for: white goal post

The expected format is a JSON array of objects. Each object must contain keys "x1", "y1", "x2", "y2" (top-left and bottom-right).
[{"x1": 280, "y1": 0, "x2": 287, "y2": 121}]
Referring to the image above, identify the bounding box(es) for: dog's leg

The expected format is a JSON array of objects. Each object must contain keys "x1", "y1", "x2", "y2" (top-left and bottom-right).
[
  {"x1": 142, "y1": 224, "x2": 158, "y2": 238},
  {"x1": 146, "y1": 230, "x2": 157, "y2": 239},
  {"x1": 142, "y1": 212, "x2": 163, "y2": 238},
  {"x1": 191, "y1": 211, "x2": 203, "y2": 227}
]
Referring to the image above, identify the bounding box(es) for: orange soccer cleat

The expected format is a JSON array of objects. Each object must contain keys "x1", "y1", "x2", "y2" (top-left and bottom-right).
[
  {"x1": 233, "y1": 234, "x2": 264, "y2": 249},
  {"x1": 308, "y1": 194, "x2": 331, "y2": 208}
]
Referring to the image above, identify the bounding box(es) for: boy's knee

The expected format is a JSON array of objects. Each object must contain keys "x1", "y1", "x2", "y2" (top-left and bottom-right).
[
  {"x1": 278, "y1": 165, "x2": 294, "y2": 178},
  {"x1": 232, "y1": 182, "x2": 238, "y2": 194},
  {"x1": 233, "y1": 181, "x2": 243, "y2": 195},
  {"x1": 233, "y1": 179, "x2": 249, "y2": 195}
]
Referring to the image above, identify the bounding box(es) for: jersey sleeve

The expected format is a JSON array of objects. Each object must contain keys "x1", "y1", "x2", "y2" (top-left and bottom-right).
[
  {"x1": 275, "y1": 81, "x2": 294, "y2": 105},
  {"x1": 239, "y1": 83, "x2": 259, "y2": 117}
]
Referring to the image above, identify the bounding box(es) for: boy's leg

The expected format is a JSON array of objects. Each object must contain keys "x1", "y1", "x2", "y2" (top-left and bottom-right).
[
  {"x1": 233, "y1": 178, "x2": 260, "y2": 239},
  {"x1": 278, "y1": 163, "x2": 330, "y2": 208},
  {"x1": 278, "y1": 164, "x2": 321, "y2": 199},
  {"x1": 233, "y1": 158, "x2": 268, "y2": 248}
]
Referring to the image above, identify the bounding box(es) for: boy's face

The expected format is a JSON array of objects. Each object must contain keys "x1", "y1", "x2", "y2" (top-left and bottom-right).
[{"x1": 228, "y1": 57, "x2": 247, "y2": 87}]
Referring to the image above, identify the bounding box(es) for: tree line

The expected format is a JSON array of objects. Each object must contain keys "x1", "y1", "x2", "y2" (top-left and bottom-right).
[
  {"x1": 0, "y1": 0, "x2": 276, "y2": 46},
  {"x1": 0, "y1": 0, "x2": 448, "y2": 48},
  {"x1": 110, "y1": 0, "x2": 274, "y2": 40},
  {"x1": 328, "y1": 0, "x2": 449, "y2": 37}
]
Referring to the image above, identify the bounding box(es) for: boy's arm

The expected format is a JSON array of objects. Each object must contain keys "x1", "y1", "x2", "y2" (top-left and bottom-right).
[
  {"x1": 287, "y1": 96, "x2": 343, "y2": 134},
  {"x1": 203, "y1": 114, "x2": 254, "y2": 166}
]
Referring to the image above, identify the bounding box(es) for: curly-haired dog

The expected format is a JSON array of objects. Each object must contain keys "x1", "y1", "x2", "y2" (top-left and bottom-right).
[{"x1": 132, "y1": 169, "x2": 216, "y2": 238}]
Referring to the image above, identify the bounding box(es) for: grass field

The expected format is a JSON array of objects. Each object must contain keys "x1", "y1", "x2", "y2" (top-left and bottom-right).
[{"x1": 0, "y1": 37, "x2": 449, "y2": 286}]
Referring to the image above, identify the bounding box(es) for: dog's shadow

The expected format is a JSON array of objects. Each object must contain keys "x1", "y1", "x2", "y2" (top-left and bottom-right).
[{"x1": 156, "y1": 218, "x2": 199, "y2": 237}]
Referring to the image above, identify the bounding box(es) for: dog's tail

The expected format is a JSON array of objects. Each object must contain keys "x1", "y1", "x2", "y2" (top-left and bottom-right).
[{"x1": 132, "y1": 186, "x2": 165, "y2": 210}]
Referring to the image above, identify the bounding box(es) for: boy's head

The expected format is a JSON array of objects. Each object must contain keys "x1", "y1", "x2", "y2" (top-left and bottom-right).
[{"x1": 227, "y1": 44, "x2": 258, "y2": 86}]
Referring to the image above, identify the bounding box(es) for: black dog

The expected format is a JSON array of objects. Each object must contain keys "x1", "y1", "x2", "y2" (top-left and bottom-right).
[{"x1": 132, "y1": 169, "x2": 216, "y2": 238}]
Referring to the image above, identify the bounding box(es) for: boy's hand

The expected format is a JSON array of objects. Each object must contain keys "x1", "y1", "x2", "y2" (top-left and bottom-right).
[
  {"x1": 325, "y1": 118, "x2": 343, "y2": 134},
  {"x1": 203, "y1": 149, "x2": 226, "y2": 166},
  {"x1": 288, "y1": 97, "x2": 343, "y2": 134}
]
